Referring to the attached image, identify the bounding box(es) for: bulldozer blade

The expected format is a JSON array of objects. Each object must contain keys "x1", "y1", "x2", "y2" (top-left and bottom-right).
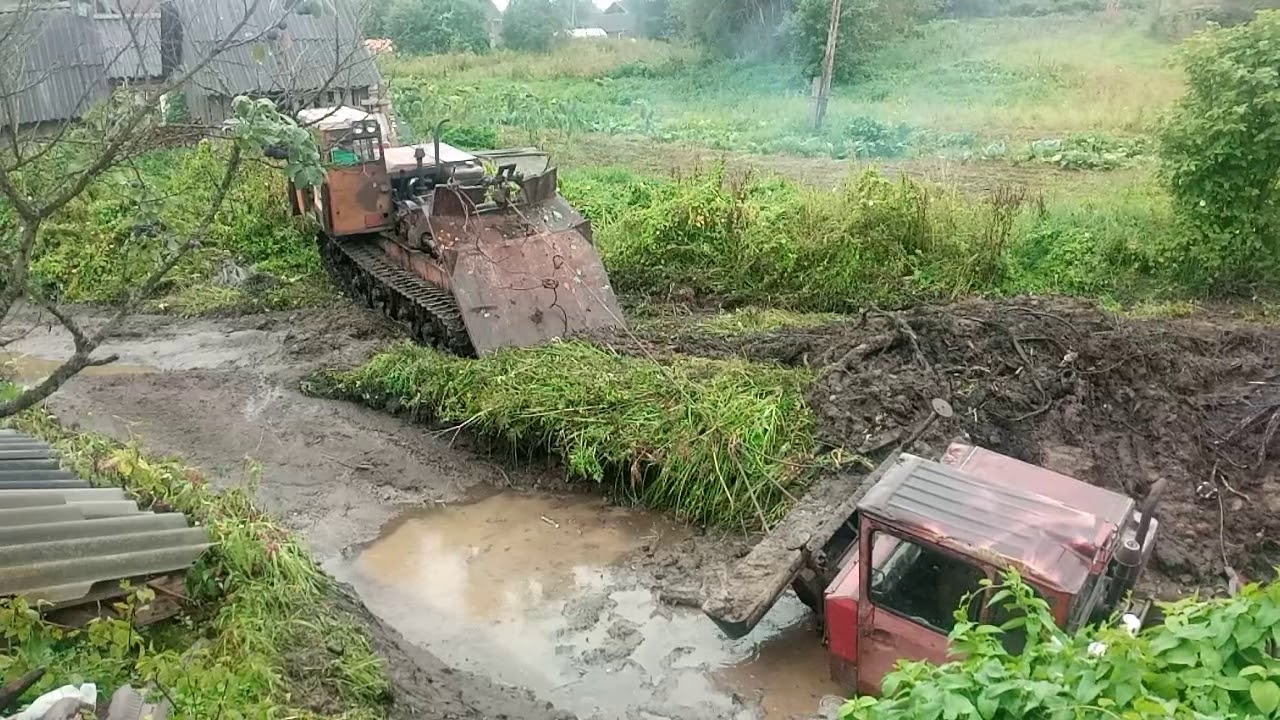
[{"x1": 429, "y1": 174, "x2": 626, "y2": 355}]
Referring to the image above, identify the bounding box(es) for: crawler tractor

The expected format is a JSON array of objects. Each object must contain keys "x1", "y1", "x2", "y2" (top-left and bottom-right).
[
  {"x1": 288, "y1": 107, "x2": 626, "y2": 355},
  {"x1": 702, "y1": 442, "x2": 1166, "y2": 695}
]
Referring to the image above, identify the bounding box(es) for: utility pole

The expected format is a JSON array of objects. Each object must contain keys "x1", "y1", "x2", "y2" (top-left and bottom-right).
[{"x1": 808, "y1": 0, "x2": 842, "y2": 131}]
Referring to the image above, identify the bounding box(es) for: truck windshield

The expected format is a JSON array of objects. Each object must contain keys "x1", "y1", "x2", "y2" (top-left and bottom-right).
[{"x1": 869, "y1": 532, "x2": 986, "y2": 634}]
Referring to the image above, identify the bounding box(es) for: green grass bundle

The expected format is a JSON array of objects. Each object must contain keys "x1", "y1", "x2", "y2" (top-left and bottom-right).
[{"x1": 317, "y1": 341, "x2": 816, "y2": 529}]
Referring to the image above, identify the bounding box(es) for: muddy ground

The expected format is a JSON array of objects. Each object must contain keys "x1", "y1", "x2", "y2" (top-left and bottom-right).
[
  {"x1": 595, "y1": 297, "x2": 1280, "y2": 598},
  {"x1": 7, "y1": 296, "x2": 1279, "y2": 718},
  {"x1": 4, "y1": 304, "x2": 592, "y2": 719}
]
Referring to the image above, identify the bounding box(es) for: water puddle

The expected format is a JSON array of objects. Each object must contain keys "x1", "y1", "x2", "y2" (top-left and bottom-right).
[
  {"x1": 330, "y1": 492, "x2": 845, "y2": 720},
  {"x1": 1, "y1": 353, "x2": 155, "y2": 385}
]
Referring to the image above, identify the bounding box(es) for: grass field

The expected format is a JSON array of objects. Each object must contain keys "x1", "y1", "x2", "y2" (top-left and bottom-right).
[{"x1": 383, "y1": 10, "x2": 1180, "y2": 163}]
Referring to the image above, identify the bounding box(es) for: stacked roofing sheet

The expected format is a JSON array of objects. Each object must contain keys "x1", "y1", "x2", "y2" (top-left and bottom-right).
[{"x1": 0, "y1": 430, "x2": 210, "y2": 609}]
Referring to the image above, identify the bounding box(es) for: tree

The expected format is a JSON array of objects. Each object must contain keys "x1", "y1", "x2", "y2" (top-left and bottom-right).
[
  {"x1": 0, "y1": 0, "x2": 361, "y2": 417},
  {"x1": 385, "y1": 0, "x2": 491, "y2": 54},
  {"x1": 361, "y1": 0, "x2": 396, "y2": 37},
  {"x1": 625, "y1": 0, "x2": 676, "y2": 39},
  {"x1": 781, "y1": 0, "x2": 936, "y2": 82},
  {"x1": 1157, "y1": 10, "x2": 1280, "y2": 290},
  {"x1": 503, "y1": 0, "x2": 563, "y2": 51},
  {"x1": 672, "y1": 0, "x2": 785, "y2": 56}
]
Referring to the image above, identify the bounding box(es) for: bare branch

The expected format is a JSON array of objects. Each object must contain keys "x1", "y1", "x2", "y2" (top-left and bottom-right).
[{"x1": 0, "y1": 143, "x2": 244, "y2": 419}]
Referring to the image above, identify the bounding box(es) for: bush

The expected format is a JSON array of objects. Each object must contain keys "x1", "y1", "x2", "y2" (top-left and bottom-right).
[
  {"x1": 307, "y1": 341, "x2": 816, "y2": 528},
  {"x1": 1157, "y1": 10, "x2": 1280, "y2": 291},
  {"x1": 440, "y1": 123, "x2": 501, "y2": 149},
  {"x1": 502, "y1": 0, "x2": 563, "y2": 52},
  {"x1": 385, "y1": 0, "x2": 491, "y2": 55},
  {"x1": 843, "y1": 570, "x2": 1280, "y2": 720},
  {"x1": 595, "y1": 166, "x2": 1008, "y2": 310},
  {"x1": 24, "y1": 143, "x2": 320, "y2": 310}
]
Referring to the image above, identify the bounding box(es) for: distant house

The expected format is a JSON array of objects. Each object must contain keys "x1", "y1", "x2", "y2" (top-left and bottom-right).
[
  {"x1": 596, "y1": 1, "x2": 634, "y2": 37},
  {"x1": 172, "y1": 0, "x2": 382, "y2": 125},
  {"x1": 568, "y1": 27, "x2": 607, "y2": 38},
  {"x1": 484, "y1": 0, "x2": 502, "y2": 48},
  {"x1": 0, "y1": 0, "x2": 385, "y2": 130}
]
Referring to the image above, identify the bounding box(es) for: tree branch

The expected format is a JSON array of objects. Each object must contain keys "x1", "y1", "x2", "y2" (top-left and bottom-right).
[{"x1": 0, "y1": 144, "x2": 244, "y2": 419}]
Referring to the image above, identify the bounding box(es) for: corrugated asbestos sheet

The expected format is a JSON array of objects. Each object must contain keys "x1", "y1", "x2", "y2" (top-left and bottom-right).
[
  {"x1": 97, "y1": 14, "x2": 164, "y2": 80},
  {"x1": 1, "y1": 8, "x2": 111, "y2": 126},
  {"x1": 0, "y1": 429, "x2": 211, "y2": 608},
  {"x1": 176, "y1": 0, "x2": 379, "y2": 96}
]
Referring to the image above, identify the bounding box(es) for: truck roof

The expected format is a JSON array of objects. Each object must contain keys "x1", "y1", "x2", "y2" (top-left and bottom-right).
[{"x1": 857, "y1": 444, "x2": 1134, "y2": 594}]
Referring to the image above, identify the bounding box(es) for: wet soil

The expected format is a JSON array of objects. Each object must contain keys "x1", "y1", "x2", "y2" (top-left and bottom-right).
[
  {"x1": 3, "y1": 303, "x2": 801, "y2": 718},
  {"x1": 3, "y1": 304, "x2": 583, "y2": 719},
  {"x1": 11, "y1": 295, "x2": 1279, "y2": 718},
  {"x1": 330, "y1": 491, "x2": 845, "y2": 720},
  {"x1": 597, "y1": 297, "x2": 1280, "y2": 598}
]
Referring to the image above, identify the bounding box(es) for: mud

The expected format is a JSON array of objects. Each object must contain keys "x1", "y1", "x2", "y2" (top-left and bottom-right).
[
  {"x1": 602, "y1": 297, "x2": 1280, "y2": 597},
  {"x1": 331, "y1": 491, "x2": 844, "y2": 720},
  {"x1": 2, "y1": 304, "x2": 581, "y2": 719}
]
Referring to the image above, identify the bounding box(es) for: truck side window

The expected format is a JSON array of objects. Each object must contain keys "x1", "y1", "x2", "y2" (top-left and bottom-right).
[{"x1": 869, "y1": 532, "x2": 985, "y2": 633}]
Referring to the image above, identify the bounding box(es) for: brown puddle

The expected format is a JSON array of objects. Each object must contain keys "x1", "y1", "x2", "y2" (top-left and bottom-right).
[
  {"x1": 330, "y1": 492, "x2": 846, "y2": 720},
  {"x1": 1, "y1": 353, "x2": 155, "y2": 385}
]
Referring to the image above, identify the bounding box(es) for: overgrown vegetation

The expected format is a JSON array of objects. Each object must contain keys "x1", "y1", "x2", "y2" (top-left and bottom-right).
[
  {"x1": 380, "y1": 0, "x2": 492, "y2": 55},
  {"x1": 10, "y1": 142, "x2": 326, "y2": 315},
  {"x1": 560, "y1": 165, "x2": 1185, "y2": 308},
  {"x1": 502, "y1": 0, "x2": 563, "y2": 52},
  {"x1": 843, "y1": 570, "x2": 1280, "y2": 720},
  {"x1": 1, "y1": 410, "x2": 388, "y2": 718},
  {"x1": 1157, "y1": 10, "x2": 1280, "y2": 292},
  {"x1": 305, "y1": 341, "x2": 817, "y2": 528},
  {"x1": 382, "y1": 12, "x2": 1181, "y2": 161}
]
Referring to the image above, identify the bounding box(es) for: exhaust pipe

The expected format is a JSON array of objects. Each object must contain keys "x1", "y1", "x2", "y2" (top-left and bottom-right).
[
  {"x1": 1106, "y1": 479, "x2": 1168, "y2": 610},
  {"x1": 433, "y1": 119, "x2": 448, "y2": 183},
  {"x1": 1135, "y1": 478, "x2": 1168, "y2": 552}
]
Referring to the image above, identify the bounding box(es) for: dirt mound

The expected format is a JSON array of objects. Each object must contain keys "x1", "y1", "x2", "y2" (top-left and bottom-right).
[{"x1": 633, "y1": 298, "x2": 1280, "y2": 596}]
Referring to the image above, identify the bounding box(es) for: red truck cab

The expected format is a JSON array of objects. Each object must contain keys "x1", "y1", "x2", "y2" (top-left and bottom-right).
[{"x1": 824, "y1": 443, "x2": 1158, "y2": 694}]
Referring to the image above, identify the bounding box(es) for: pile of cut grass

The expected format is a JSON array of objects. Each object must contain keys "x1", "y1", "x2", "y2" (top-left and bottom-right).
[
  {"x1": 308, "y1": 341, "x2": 817, "y2": 529},
  {"x1": 3, "y1": 409, "x2": 389, "y2": 718}
]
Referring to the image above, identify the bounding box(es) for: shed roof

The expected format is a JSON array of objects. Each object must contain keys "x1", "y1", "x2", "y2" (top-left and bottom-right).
[
  {"x1": 0, "y1": 8, "x2": 110, "y2": 127},
  {"x1": 858, "y1": 448, "x2": 1128, "y2": 594},
  {"x1": 0, "y1": 430, "x2": 210, "y2": 608},
  {"x1": 176, "y1": 0, "x2": 380, "y2": 98}
]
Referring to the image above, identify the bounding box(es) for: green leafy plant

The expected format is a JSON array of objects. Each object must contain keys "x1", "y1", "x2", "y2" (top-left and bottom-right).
[
  {"x1": 305, "y1": 341, "x2": 817, "y2": 528},
  {"x1": 842, "y1": 569, "x2": 1280, "y2": 720},
  {"x1": 1157, "y1": 10, "x2": 1280, "y2": 291}
]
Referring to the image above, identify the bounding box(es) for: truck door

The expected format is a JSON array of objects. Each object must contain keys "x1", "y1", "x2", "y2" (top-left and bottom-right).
[{"x1": 856, "y1": 530, "x2": 988, "y2": 695}]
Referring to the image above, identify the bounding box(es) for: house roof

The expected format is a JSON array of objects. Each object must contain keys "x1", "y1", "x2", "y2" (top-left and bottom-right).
[
  {"x1": 97, "y1": 14, "x2": 164, "y2": 79},
  {"x1": 175, "y1": 0, "x2": 380, "y2": 98},
  {"x1": 0, "y1": 8, "x2": 110, "y2": 126},
  {"x1": 595, "y1": 10, "x2": 633, "y2": 34},
  {"x1": 859, "y1": 446, "x2": 1132, "y2": 595}
]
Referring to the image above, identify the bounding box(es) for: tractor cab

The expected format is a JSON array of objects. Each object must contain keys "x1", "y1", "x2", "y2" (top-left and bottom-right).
[{"x1": 823, "y1": 443, "x2": 1161, "y2": 694}]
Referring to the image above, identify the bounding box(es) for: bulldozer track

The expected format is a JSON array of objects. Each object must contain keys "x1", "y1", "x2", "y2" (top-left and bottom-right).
[{"x1": 320, "y1": 234, "x2": 474, "y2": 356}]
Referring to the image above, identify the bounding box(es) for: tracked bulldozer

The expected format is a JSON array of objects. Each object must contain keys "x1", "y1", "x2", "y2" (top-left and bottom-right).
[{"x1": 287, "y1": 107, "x2": 626, "y2": 355}]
